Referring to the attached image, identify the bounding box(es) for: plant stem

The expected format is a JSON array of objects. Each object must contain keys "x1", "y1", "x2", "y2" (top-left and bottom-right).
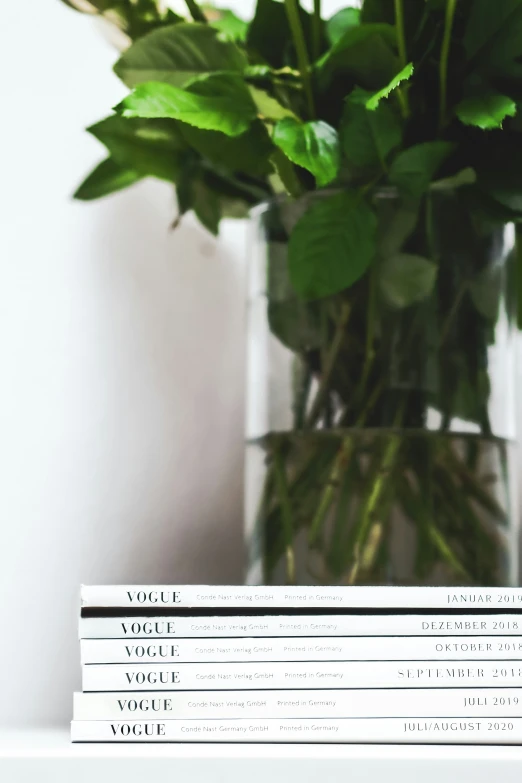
[
  {"x1": 184, "y1": 0, "x2": 207, "y2": 23},
  {"x1": 443, "y1": 441, "x2": 507, "y2": 523},
  {"x1": 201, "y1": 162, "x2": 270, "y2": 202},
  {"x1": 312, "y1": 0, "x2": 322, "y2": 62},
  {"x1": 347, "y1": 399, "x2": 406, "y2": 581},
  {"x1": 308, "y1": 380, "x2": 384, "y2": 548},
  {"x1": 438, "y1": 280, "x2": 467, "y2": 347},
  {"x1": 354, "y1": 378, "x2": 385, "y2": 426},
  {"x1": 271, "y1": 148, "x2": 305, "y2": 198},
  {"x1": 394, "y1": 0, "x2": 407, "y2": 68},
  {"x1": 284, "y1": 0, "x2": 316, "y2": 118},
  {"x1": 399, "y1": 475, "x2": 472, "y2": 581},
  {"x1": 293, "y1": 362, "x2": 312, "y2": 429},
  {"x1": 309, "y1": 382, "x2": 383, "y2": 545},
  {"x1": 394, "y1": 0, "x2": 409, "y2": 116},
  {"x1": 326, "y1": 456, "x2": 359, "y2": 577},
  {"x1": 354, "y1": 432, "x2": 401, "y2": 551},
  {"x1": 309, "y1": 437, "x2": 354, "y2": 546},
  {"x1": 439, "y1": 0, "x2": 458, "y2": 129},
  {"x1": 306, "y1": 302, "x2": 351, "y2": 428},
  {"x1": 359, "y1": 267, "x2": 377, "y2": 399},
  {"x1": 273, "y1": 449, "x2": 297, "y2": 584}
]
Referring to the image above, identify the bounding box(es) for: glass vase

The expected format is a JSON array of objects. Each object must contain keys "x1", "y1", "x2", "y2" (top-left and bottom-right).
[{"x1": 245, "y1": 188, "x2": 518, "y2": 587}]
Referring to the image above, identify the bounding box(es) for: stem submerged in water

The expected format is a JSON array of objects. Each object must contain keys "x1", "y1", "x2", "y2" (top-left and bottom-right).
[
  {"x1": 273, "y1": 449, "x2": 297, "y2": 585},
  {"x1": 308, "y1": 436, "x2": 354, "y2": 546}
]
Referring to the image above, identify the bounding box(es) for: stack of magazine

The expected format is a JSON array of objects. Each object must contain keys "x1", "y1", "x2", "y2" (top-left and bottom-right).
[{"x1": 72, "y1": 585, "x2": 522, "y2": 744}]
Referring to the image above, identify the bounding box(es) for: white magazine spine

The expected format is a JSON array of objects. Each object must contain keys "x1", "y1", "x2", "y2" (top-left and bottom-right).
[
  {"x1": 80, "y1": 636, "x2": 522, "y2": 664},
  {"x1": 81, "y1": 659, "x2": 522, "y2": 691},
  {"x1": 81, "y1": 585, "x2": 522, "y2": 609},
  {"x1": 79, "y1": 614, "x2": 522, "y2": 639},
  {"x1": 71, "y1": 717, "x2": 522, "y2": 744},
  {"x1": 73, "y1": 688, "x2": 522, "y2": 720}
]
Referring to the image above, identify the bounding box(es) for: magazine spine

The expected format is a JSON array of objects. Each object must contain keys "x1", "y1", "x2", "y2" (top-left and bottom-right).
[
  {"x1": 71, "y1": 717, "x2": 522, "y2": 744},
  {"x1": 80, "y1": 636, "x2": 522, "y2": 664},
  {"x1": 81, "y1": 659, "x2": 522, "y2": 691},
  {"x1": 73, "y1": 687, "x2": 522, "y2": 720},
  {"x1": 78, "y1": 614, "x2": 522, "y2": 639},
  {"x1": 80, "y1": 585, "x2": 522, "y2": 610}
]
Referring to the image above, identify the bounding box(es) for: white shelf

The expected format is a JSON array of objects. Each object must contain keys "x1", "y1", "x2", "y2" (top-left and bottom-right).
[{"x1": 2, "y1": 729, "x2": 522, "y2": 783}]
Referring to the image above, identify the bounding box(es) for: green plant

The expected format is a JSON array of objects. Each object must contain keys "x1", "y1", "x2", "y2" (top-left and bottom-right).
[
  {"x1": 65, "y1": 0, "x2": 522, "y2": 308},
  {"x1": 65, "y1": 0, "x2": 522, "y2": 585}
]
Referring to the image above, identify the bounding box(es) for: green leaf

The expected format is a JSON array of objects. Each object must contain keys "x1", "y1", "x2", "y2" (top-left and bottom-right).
[
  {"x1": 269, "y1": 148, "x2": 304, "y2": 198},
  {"x1": 456, "y1": 93, "x2": 517, "y2": 130},
  {"x1": 464, "y1": 0, "x2": 522, "y2": 80},
  {"x1": 114, "y1": 22, "x2": 247, "y2": 89},
  {"x1": 431, "y1": 167, "x2": 477, "y2": 190},
  {"x1": 248, "y1": 86, "x2": 299, "y2": 121},
  {"x1": 317, "y1": 24, "x2": 398, "y2": 92},
  {"x1": 364, "y1": 62, "x2": 414, "y2": 110},
  {"x1": 87, "y1": 115, "x2": 186, "y2": 181},
  {"x1": 267, "y1": 242, "x2": 322, "y2": 351},
  {"x1": 326, "y1": 8, "x2": 360, "y2": 46},
  {"x1": 205, "y1": 7, "x2": 248, "y2": 42},
  {"x1": 62, "y1": 0, "x2": 183, "y2": 39},
  {"x1": 375, "y1": 199, "x2": 419, "y2": 258},
  {"x1": 288, "y1": 191, "x2": 377, "y2": 300},
  {"x1": 74, "y1": 157, "x2": 142, "y2": 200},
  {"x1": 192, "y1": 179, "x2": 221, "y2": 235},
  {"x1": 341, "y1": 91, "x2": 402, "y2": 171},
  {"x1": 180, "y1": 120, "x2": 274, "y2": 178},
  {"x1": 470, "y1": 265, "x2": 503, "y2": 321},
  {"x1": 174, "y1": 158, "x2": 194, "y2": 219},
  {"x1": 389, "y1": 142, "x2": 455, "y2": 200},
  {"x1": 272, "y1": 118, "x2": 340, "y2": 187},
  {"x1": 116, "y1": 76, "x2": 257, "y2": 137},
  {"x1": 62, "y1": 0, "x2": 112, "y2": 10},
  {"x1": 176, "y1": 160, "x2": 222, "y2": 234},
  {"x1": 244, "y1": 64, "x2": 301, "y2": 81},
  {"x1": 379, "y1": 253, "x2": 437, "y2": 309}
]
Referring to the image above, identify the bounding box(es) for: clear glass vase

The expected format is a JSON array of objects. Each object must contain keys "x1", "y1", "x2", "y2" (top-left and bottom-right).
[{"x1": 245, "y1": 188, "x2": 519, "y2": 587}]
